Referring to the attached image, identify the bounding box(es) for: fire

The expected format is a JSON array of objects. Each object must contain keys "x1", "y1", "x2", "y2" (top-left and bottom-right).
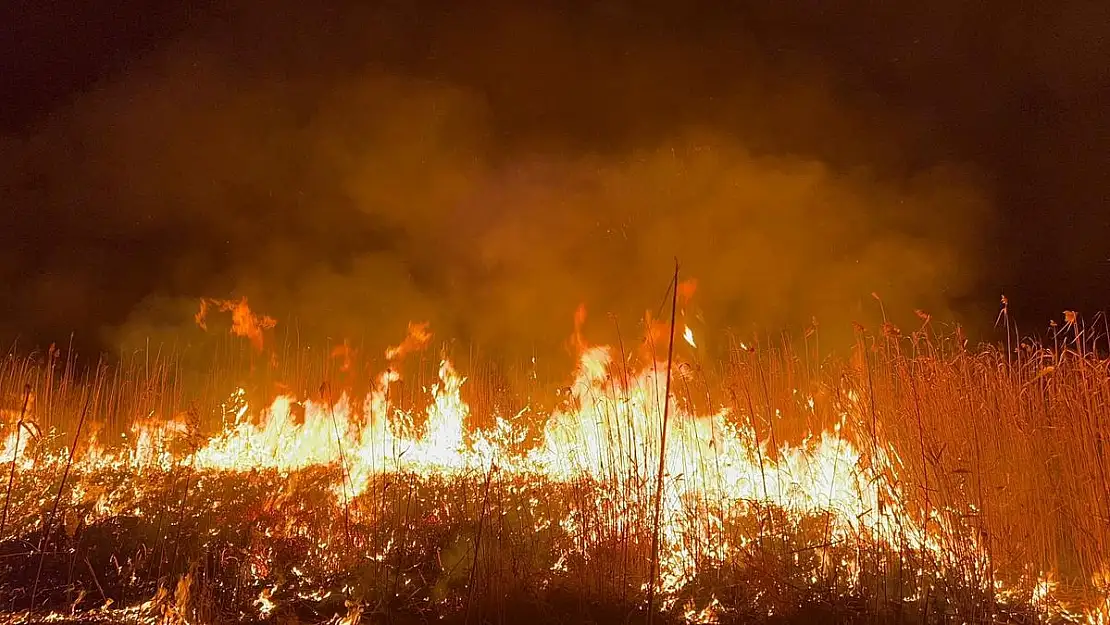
[
  {"x1": 1, "y1": 292, "x2": 1108, "y2": 623},
  {"x1": 384, "y1": 321, "x2": 431, "y2": 361},
  {"x1": 254, "y1": 586, "x2": 276, "y2": 618},
  {"x1": 677, "y1": 278, "x2": 698, "y2": 303},
  {"x1": 195, "y1": 296, "x2": 276, "y2": 351},
  {"x1": 331, "y1": 340, "x2": 355, "y2": 372}
]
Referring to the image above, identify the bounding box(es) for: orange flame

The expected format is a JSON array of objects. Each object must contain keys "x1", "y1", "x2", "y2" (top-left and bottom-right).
[
  {"x1": 677, "y1": 278, "x2": 697, "y2": 305},
  {"x1": 195, "y1": 297, "x2": 277, "y2": 351},
  {"x1": 331, "y1": 340, "x2": 355, "y2": 373},
  {"x1": 384, "y1": 321, "x2": 432, "y2": 361},
  {"x1": 571, "y1": 303, "x2": 589, "y2": 353}
]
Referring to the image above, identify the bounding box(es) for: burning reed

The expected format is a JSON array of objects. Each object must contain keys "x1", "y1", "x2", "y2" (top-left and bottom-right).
[{"x1": 0, "y1": 311, "x2": 1108, "y2": 624}]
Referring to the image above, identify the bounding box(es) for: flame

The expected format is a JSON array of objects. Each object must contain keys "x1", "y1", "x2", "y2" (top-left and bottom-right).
[
  {"x1": 571, "y1": 303, "x2": 589, "y2": 353},
  {"x1": 4, "y1": 294, "x2": 1109, "y2": 623},
  {"x1": 331, "y1": 340, "x2": 355, "y2": 372},
  {"x1": 677, "y1": 278, "x2": 698, "y2": 305},
  {"x1": 683, "y1": 595, "x2": 721, "y2": 624},
  {"x1": 255, "y1": 586, "x2": 276, "y2": 619},
  {"x1": 384, "y1": 321, "x2": 432, "y2": 361},
  {"x1": 117, "y1": 323, "x2": 977, "y2": 594},
  {"x1": 196, "y1": 296, "x2": 276, "y2": 351}
]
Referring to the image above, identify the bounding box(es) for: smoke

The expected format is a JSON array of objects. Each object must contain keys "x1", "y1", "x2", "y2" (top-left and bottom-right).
[{"x1": 0, "y1": 0, "x2": 997, "y2": 365}]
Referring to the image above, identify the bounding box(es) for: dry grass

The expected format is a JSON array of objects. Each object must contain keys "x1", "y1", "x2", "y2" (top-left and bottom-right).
[{"x1": 0, "y1": 320, "x2": 1107, "y2": 624}]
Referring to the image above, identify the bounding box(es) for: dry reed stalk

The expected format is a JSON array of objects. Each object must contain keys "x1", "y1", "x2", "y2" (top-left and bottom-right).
[
  {"x1": 646, "y1": 260, "x2": 679, "y2": 625},
  {"x1": 464, "y1": 463, "x2": 496, "y2": 625},
  {"x1": 31, "y1": 366, "x2": 99, "y2": 608}
]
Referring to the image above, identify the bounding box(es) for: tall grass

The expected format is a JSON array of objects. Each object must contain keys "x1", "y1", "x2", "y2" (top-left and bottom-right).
[{"x1": 0, "y1": 321, "x2": 1107, "y2": 624}]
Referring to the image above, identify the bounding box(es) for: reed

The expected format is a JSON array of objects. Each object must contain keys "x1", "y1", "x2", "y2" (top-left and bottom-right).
[{"x1": 0, "y1": 320, "x2": 1106, "y2": 624}]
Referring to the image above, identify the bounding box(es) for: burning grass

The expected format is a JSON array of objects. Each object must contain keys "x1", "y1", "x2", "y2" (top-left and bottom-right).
[{"x1": 0, "y1": 308, "x2": 1108, "y2": 624}]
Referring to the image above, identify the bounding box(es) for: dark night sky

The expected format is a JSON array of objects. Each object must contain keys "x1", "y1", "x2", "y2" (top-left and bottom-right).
[{"x1": 1, "y1": 0, "x2": 1108, "y2": 359}]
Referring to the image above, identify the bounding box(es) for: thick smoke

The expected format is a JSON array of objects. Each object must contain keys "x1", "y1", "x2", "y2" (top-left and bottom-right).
[{"x1": 0, "y1": 0, "x2": 1010, "y2": 364}]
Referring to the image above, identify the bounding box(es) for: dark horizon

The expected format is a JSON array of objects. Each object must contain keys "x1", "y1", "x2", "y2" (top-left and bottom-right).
[{"x1": 2, "y1": 0, "x2": 1108, "y2": 359}]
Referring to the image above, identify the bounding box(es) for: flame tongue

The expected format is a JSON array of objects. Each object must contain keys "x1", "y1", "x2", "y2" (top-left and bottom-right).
[
  {"x1": 196, "y1": 296, "x2": 276, "y2": 351},
  {"x1": 385, "y1": 321, "x2": 432, "y2": 361},
  {"x1": 683, "y1": 326, "x2": 696, "y2": 348}
]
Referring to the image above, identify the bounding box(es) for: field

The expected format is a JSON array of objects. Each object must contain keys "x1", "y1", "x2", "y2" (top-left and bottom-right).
[{"x1": 0, "y1": 300, "x2": 1108, "y2": 624}]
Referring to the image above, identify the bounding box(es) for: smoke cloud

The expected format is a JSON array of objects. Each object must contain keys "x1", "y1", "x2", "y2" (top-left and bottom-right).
[{"x1": 0, "y1": 0, "x2": 1018, "y2": 364}]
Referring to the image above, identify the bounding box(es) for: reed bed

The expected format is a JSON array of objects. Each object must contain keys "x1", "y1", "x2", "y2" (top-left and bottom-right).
[{"x1": 0, "y1": 321, "x2": 1106, "y2": 625}]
